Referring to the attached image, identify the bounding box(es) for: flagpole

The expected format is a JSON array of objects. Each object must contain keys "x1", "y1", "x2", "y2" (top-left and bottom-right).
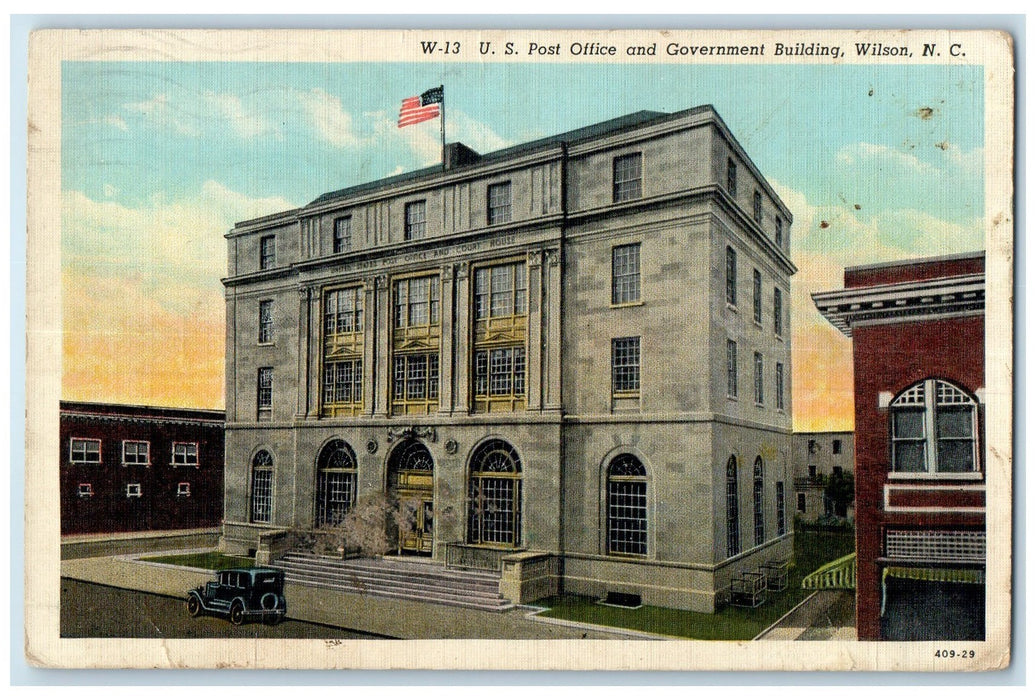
[{"x1": 439, "y1": 84, "x2": 446, "y2": 171}]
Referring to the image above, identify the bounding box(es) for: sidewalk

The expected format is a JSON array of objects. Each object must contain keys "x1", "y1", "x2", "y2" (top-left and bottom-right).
[
  {"x1": 754, "y1": 589, "x2": 856, "y2": 640},
  {"x1": 60, "y1": 554, "x2": 656, "y2": 640}
]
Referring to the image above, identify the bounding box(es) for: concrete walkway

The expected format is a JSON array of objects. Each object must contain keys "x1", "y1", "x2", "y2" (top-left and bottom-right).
[
  {"x1": 60, "y1": 554, "x2": 657, "y2": 640},
  {"x1": 755, "y1": 589, "x2": 856, "y2": 640}
]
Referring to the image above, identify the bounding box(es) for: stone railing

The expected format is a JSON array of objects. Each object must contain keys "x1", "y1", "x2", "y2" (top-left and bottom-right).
[
  {"x1": 500, "y1": 551, "x2": 559, "y2": 604},
  {"x1": 255, "y1": 528, "x2": 293, "y2": 565},
  {"x1": 444, "y1": 542, "x2": 512, "y2": 571}
]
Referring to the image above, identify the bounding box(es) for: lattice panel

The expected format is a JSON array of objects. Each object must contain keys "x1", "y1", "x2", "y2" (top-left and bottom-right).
[{"x1": 885, "y1": 529, "x2": 985, "y2": 563}]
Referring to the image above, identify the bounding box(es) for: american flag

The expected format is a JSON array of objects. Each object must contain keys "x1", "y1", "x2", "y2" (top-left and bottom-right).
[{"x1": 398, "y1": 86, "x2": 443, "y2": 128}]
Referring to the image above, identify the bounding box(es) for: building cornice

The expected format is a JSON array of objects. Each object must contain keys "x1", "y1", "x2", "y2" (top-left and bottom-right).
[
  {"x1": 812, "y1": 273, "x2": 985, "y2": 337},
  {"x1": 60, "y1": 411, "x2": 225, "y2": 428}
]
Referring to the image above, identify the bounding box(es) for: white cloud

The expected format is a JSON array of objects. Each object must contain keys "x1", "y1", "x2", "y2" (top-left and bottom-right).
[
  {"x1": 300, "y1": 88, "x2": 361, "y2": 148},
  {"x1": 392, "y1": 108, "x2": 511, "y2": 166},
  {"x1": 103, "y1": 114, "x2": 128, "y2": 131},
  {"x1": 204, "y1": 91, "x2": 280, "y2": 139},
  {"x1": 123, "y1": 93, "x2": 199, "y2": 136},
  {"x1": 102, "y1": 183, "x2": 119, "y2": 198},
  {"x1": 835, "y1": 142, "x2": 936, "y2": 176}
]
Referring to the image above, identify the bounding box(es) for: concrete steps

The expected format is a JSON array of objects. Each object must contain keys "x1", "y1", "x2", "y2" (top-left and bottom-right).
[{"x1": 274, "y1": 551, "x2": 512, "y2": 612}]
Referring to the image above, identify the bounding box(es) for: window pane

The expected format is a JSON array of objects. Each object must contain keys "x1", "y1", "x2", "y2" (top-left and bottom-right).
[
  {"x1": 937, "y1": 406, "x2": 974, "y2": 438},
  {"x1": 938, "y1": 440, "x2": 975, "y2": 472},
  {"x1": 893, "y1": 442, "x2": 927, "y2": 472},
  {"x1": 893, "y1": 409, "x2": 924, "y2": 438}
]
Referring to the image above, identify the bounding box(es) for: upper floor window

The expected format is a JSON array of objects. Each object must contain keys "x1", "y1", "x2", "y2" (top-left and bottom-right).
[
  {"x1": 125, "y1": 483, "x2": 143, "y2": 498},
  {"x1": 612, "y1": 243, "x2": 641, "y2": 305},
  {"x1": 752, "y1": 269, "x2": 762, "y2": 324},
  {"x1": 177, "y1": 482, "x2": 191, "y2": 497},
  {"x1": 259, "y1": 235, "x2": 276, "y2": 270},
  {"x1": 726, "y1": 157, "x2": 737, "y2": 196},
  {"x1": 613, "y1": 152, "x2": 643, "y2": 203},
  {"x1": 775, "y1": 362, "x2": 785, "y2": 411},
  {"x1": 753, "y1": 352, "x2": 764, "y2": 406},
  {"x1": 405, "y1": 200, "x2": 427, "y2": 241},
  {"x1": 333, "y1": 216, "x2": 352, "y2": 253},
  {"x1": 394, "y1": 275, "x2": 440, "y2": 328},
  {"x1": 487, "y1": 182, "x2": 512, "y2": 225},
  {"x1": 70, "y1": 438, "x2": 101, "y2": 464},
  {"x1": 726, "y1": 339, "x2": 738, "y2": 399},
  {"x1": 832, "y1": 439, "x2": 842, "y2": 455},
  {"x1": 474, "y1": 262, "x2": 526, "y2": 320},
  {"x1": 775, "y1": 215, "x2": 784, "y2": 247},
  {"x1": 774, "y1": 287, "x2": 784, "y2": 337},
  {"x1": 612, "y1": 337, "x2": 641, "y2": 396},
  {"x1": 257, "y1": 367, "x2": 273, "y2": 415},
  {"x1": 725, "y1": 246, "x2": 737, "y2": 307},
  {"x1": 753, "y1": 191, "x2": 763, "y2": 224},
  {"x1": 890, "y1": 379, "x2": 979, "y2": 474},
  {"x1": 122, "y1": 440, "x2": 150, "y2": 466},
  {"x1": 172, "y1": 442, "x2": 199, "y2": 466},
  {"x1": 258, "y1": 300, "x2": 273, "y2": 343},
  {"x1": 325, "y1": 287, "x2": 364, "y2": 335}
]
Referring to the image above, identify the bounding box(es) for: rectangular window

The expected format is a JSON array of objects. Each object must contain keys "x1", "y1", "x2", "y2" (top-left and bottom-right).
[
  {"x1": 333, "y1": 216, "x2": 351, "y2": 253},
  {"x1": 323, "y1": 359, "x2": 363, "y2": 407},
  {"x1": 258, "y1": 300, "x2": 273, "y2": 343},
  {"x1": 775, "y1": 215, "x2": 784, "y2": 247},
  {"x1": 78, "y1": 483, "x2": 93, "y2": 498},
  {"x1": 809, "y1": 465, "x2": 818, "y2": 479},
  {"x1": 612, "y1": 337, "x2": 641, "y2": 395},
  {"x1": 393, "y1": 354, "x2": 439, "y2": 404},
  {"x1": 725, "y1": 246, "x2": 737, "y2": 306},
  {"x1": 251, "y1": 468, "x2": 273, "y2": 523},
  {"x1": 474, "y1": 347, "x2": 526, "y2": 399},
  {"x1": 611, "y1": 243, "x2": 641, "y2": 305},
  {"x1": 177, "y1": 482, "x2": 191, "y2": 497},
  {"x1": 125, "y1": 483, "x2": 142, "y2": 498},
  {"x1": 324, "y1": 287, "x2": 364, "y2": 334},
  {"x1": 172, "y1": 442, "x2": 199, "y2": 466},
  {"x1": 726, "y1": 339, "x2": 738, "y2": 398},
  {"x1": 257, "y1": 367, "x2": 273, "y2": 413},
  {"x1": 70, "y1": 438, "x2": 101, "y2": 464},
  {"x1": 753, "y1": 190, "x2": 763, "y2": 224},
  {"x1": 776, "y1": 482, "x2": 786, "y2": 536},
  {"x1": 613, "y1": 153, "x2": 643, "y2": 203},
  {"x1": 754, "y1": 352, "x2": 764, "y2": 406},
  {"x1": 487, "y1": 182, "x2": 512, "y2": 225},
  {"x1": 833, "y1": 439, "x2": 842, "y2": 455},
  {"x1": 752, "y1": 269, "x2": 762, "y2": 324},
  {"x1": 474, "y1": 263, "x2": 526, "y2": 320},
  {"x1": 122, "y1": 441, "x2": 150, "y2": 466},
  {"x1": 775, "y1": 362, "x2": 785, "y2": 410},
  {"x1": 727, "y1": 157, "x2": 737, "y2": 196},
  {"x1": 774, "y1": 287, "x2": 784, "y2": 337},
  {"x1": 259, "y1": 235, "x2": 275, "y2": 270},
  {"x1": 405, "y1": 200, "x2": 426, "y2": 241},
  {"x1": 797, "y1": 492, "x2": 806, "y2": 513},
  {"x1": 394, "y1": 275, "x2": 440, "y2": 328}
]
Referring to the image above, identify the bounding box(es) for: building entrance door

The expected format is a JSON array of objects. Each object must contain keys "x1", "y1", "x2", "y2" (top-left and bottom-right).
[{"x1": 387, "y1": 440, "x2": 434, "y2": 556}]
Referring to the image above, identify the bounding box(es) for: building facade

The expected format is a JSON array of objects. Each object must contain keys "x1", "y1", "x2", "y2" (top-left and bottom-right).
[
  {"x1": 813, "y1": 252, "x2": 985, "y2": 641},
  {"x1": 791, "y1": 431, "x2": 855, "y2": 521},
  {"x1": 60, "y1": 401, "x2": 225, "y2": 535},
  {"x1": 222, "y1": 106, "x2": 796, "y2": 612}
]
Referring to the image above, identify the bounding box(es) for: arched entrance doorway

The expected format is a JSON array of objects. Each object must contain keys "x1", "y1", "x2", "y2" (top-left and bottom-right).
[{"x1": 386, "y1": 439, "x2": 434, "y2": 555}]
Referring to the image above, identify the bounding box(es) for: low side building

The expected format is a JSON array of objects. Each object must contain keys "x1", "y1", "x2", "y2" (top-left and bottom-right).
[
  {"x1": 791, "y1": 431, "x2": 854, "y2": 521},
  {"x1": 813, "y1": 252, "x2": 985, "y2": 641},
  {"x1": 60, "y1": 401, "x2": 225, "y2": 535}
]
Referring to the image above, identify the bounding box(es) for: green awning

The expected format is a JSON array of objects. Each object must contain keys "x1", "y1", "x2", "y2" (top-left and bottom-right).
[{"x1": 883, "y1": 566, "x2": 985, "y2": 585}]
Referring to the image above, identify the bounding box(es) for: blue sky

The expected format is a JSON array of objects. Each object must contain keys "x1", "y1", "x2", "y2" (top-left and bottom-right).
[{"x1": 61, "y1": 60, "x2": 986, "y2": 426}]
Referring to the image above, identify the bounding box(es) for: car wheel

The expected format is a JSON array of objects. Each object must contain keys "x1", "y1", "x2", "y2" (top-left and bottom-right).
[
  {"x1": 186, "y1": 595, "x2": 201, "y2": 618},
  {"x1": 229, "y1": 601, "x2": 245, "y2": 626}
]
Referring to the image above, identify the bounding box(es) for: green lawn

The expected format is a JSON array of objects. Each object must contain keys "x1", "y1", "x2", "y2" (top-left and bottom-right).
[
  {"x1": 139, "y1": 551, "x2": 256, "y2": 570},
  {"x1": 531, "y1": 530, "x2": 854, "y2": 640}
]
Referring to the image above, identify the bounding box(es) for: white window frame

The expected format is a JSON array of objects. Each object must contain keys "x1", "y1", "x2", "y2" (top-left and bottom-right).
[
  {"x1": 78, "y1": 483, "x2": 94, "y2": 498},
  {"x1": 889, "y1": 379, "x2": 980, "y2": 477},
  {"x1": 70, "y1": 438, "x2": 102, "y2": 464},
  {"x1": 177, "y1": 482, "x2": 191, "y2": 497},
  {"x1": 171, "y1": 442, "x2": 199, "y2": 466},
  {"x1": 125, "y1": 483, "x2": 142, "y2": 498},
  {"x1": 122, "y1": 440, "x2": 150, "y2": 466}
]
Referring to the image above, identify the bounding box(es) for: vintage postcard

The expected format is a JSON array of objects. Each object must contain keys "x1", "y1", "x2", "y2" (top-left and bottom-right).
[{"x1": 24, "y1": 27, "x2": 1014, "y2": 671}]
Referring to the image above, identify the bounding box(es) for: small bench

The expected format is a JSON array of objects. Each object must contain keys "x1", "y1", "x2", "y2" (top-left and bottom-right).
[
  {"x1": 762, "y1": 560, "x2": 789, "y2": 592},
  {"x1": 729, "y1": 571, "x2": 767, "y2": 608}
]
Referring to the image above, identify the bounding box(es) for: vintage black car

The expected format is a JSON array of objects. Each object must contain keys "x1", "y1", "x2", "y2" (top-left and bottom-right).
[{"x1": 186, "y1": 567, "x2": 286, "y2": 625}]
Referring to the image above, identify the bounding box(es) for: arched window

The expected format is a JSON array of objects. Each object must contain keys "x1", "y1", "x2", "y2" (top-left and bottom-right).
[
  {"x1": 316, "y1": 440, "x2": 358, "y2": 527},
  {"x1": 250, "y1": 450, "x2": 273, "y2": 524},
  {"x1": 467, "y1": 439, "x2": 522, "y2": 547},
  {"x1": 606, "y1": 454, "x2": 648, "y2": 556},
  {"x1": 726, "y1": 456, "x2": 740, "y2": 557},
  {"x1": 753, "y1": 457, "x2": 765, "y2": 546},
  {"x1": 891, "y1": 379, "x2": 978, "y2": 474}
]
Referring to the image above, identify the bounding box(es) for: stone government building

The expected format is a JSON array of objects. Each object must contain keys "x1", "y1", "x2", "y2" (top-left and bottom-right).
[{"x1": 221, "y1": 105, "x2": 795, "y2": 612}]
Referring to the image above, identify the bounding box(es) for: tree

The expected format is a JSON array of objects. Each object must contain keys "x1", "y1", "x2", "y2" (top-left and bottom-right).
[{"x1": 824, "y1": 470, "x2": 855, "y2": 518}]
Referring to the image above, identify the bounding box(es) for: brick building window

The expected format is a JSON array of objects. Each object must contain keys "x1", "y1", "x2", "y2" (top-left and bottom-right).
[
  {"x1": 257, "y1": 367, "x2": 273, "y2": 419},
  {"x1": 752, "y1": 269, "x2": 762, "y2": 324},
  {"x1": 487, "y1": 182, "x2": 512, "y2": 225},
  {"x1": 891, "y1": 379, "x2": 978, "y2": 474},
  {"x1": 774, "y1": 287, "x2": 784, "y2": 337},
  {"x1": 333, "y1": 216, "x2": 351, "y2": 253},
  {"x1": 775, "y1": 215, "x2": 784, "y2": 247},
  {"x1": 258, "y1": 300, "x2": 273, "y2": 343},
  {"x1": 726, "y1": 456, "x2": 740, "y2": 557},
  {"x1": 177, "y1": 482, "x2": 191, "y2": 497},
  {"x1": 727, "y1": 157, "x2": 737, "y2": 196},
  {"x1": 405, "y1": 200, "x2": 426, "y2": 241},
  {"x1": 122, "y1": 441, "x2": 150, "y2": 466},
  {"x1": 726, "y1": 339, "x2": 738, "y2": 399},
  {"x1": 776, "y1": 362, "x2": 785, "y2": 411},
  {"x1": 78, "y1": 483, "x2": 93, "y2": 498},
  {"x1": 606, "y1": 454, "x2": 648, "y2": 557},
  {"x1": 259, "y1": 235, "x2": 275, "y2": 270},
  {"x1": 125, "y1": 483, "x2": 142, "y2": 498},
  {"x1": 754, "y1": 352, "x2": 764, "y2": 406},
  {"x1": 725, "y1": 246, "x2": 737, "y2": 306},
  {"x1": 70, "y1": 438, "x2": 101, "y2": 464},
  {"x1": 753, "y1": 190, "x2": 763, "y2": 223},
  {"x1": 612, "y1": 243, "x2": 641, "y2": 305},
  {"x1": 611, "y1": 337, "x2": 641, "y2": 396},
  {"x1": 172, "y1": 442, "x2": 198, "y2": 466},
  {"x1": 250, "y1": 450, "x2": 274, "y2": 524},
  {"x1": 613, "y1": 152, "x2": 642, "y2": 202}
]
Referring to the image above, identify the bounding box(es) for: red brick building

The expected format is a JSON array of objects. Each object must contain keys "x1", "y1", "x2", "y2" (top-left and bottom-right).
[
  {"x1": 813, "y1": 252, "x2": 985, "y2": 641},
  {"x1": 60, "y1": 401, "x2": 225, "y2": 535}
]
